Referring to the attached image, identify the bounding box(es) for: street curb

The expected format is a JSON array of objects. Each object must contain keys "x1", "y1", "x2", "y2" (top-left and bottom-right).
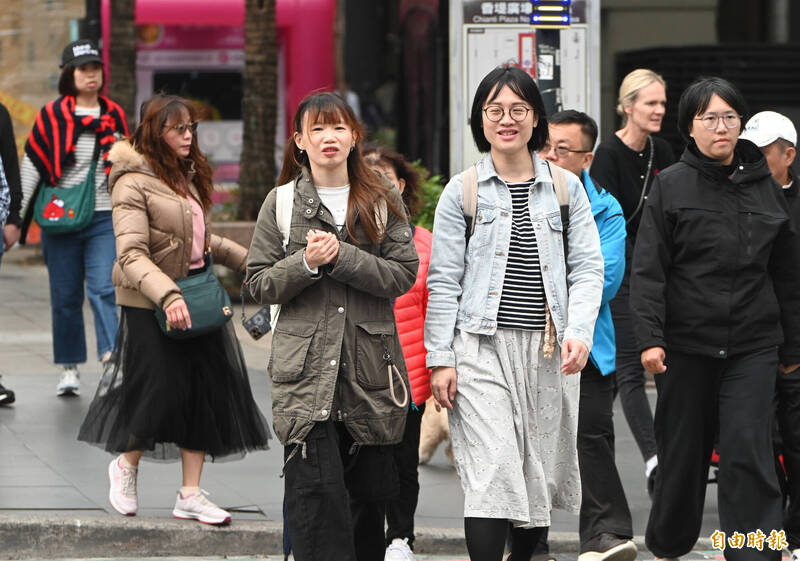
[{"x1": 0, "y1": 514, "x2": 713, "y2": 559}]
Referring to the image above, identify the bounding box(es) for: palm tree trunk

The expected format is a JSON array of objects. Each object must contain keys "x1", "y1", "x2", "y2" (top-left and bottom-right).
[
  {"x1": 107, "y1": 0, "x2": 137, "y2": 121},
  {"x1": 238, "y1": 0, "x2": 277, "y2": 220}
]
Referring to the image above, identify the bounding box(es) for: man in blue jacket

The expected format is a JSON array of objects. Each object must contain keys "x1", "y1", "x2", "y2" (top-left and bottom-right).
[{"x1": 526, "y1": 110, "x2": 631, "y2": 561}]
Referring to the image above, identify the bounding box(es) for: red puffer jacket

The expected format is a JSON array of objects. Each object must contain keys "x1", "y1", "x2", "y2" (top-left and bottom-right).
[{"x1": 394, "y1": 225, "x2": 432, "y2": 406}]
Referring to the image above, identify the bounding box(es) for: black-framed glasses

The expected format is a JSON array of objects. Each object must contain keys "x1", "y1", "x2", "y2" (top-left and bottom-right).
[
  {"x1": 483, "y1": 105, "x2": 532, "y2": 123},
  {"x1": 164, "y1": 121, "x2": 199, "y2": 135},
  {"x1": 694, "y1": 113, "x2": 741, "y2": 130},
  {"x1": 541, "y1": 143, "x2": 592, "y2": 158}
]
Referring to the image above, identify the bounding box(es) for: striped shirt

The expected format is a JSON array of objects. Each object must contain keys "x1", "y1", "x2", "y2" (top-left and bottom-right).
[
  {"x1": 21, "y1": 106, "x2": 113, "y2": 219},
  {"x1": 496, "y1": 180, "x2": 547, "y2": 331}
]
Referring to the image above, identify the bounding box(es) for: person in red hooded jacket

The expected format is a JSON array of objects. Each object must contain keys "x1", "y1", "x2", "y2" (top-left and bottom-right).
[{"x1": 364, "y1": 144, "x2": 431, "y2": 561}]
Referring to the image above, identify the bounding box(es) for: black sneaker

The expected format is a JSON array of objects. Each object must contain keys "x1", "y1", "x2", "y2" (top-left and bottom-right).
[
  {"x1": 0, "y1": 381, "x2": 15, "y2": 405},
  {"x1": 578, "y1": 533, "x2": 637, "y2": 561}
]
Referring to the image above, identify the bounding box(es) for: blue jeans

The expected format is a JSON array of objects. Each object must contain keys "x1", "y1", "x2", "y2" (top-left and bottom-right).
[{"x1": 41, "y1": 211, "x2": 117, "y2": 364}]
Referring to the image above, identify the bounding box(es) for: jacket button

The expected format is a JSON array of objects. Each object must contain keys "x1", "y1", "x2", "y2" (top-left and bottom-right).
[
  {"x1": 338, "y1": 307, "x2": 344, "y2": 313},
  {"x1": 305, "y1": 208, "x2": 312, "y2": 215},
  {"x1": 308, "y1": 198, "x2": 314, "y2": 203},
  {"x1": 330, "y1": 359, "x2": 337, "y2": 366},
  {"x1": 319, "y1": 210, "x2": 324, "y2": 216},
  {"x1": 321, "y1": 409, "x2": 328, "y2": 416},
  {"x1": 719, "y1": 350, "x2": 726, "y2": 356},
  {"x1": 186, "y1": 209, "x2": 191, "y2": 214}
]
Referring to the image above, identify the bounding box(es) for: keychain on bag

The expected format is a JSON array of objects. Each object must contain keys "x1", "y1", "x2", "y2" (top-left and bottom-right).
[{"x1": 240, "y1": 282, "x2": 272, "y2": 340}]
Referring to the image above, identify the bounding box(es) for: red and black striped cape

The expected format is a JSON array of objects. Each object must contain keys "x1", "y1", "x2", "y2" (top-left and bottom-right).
[{"x1": 24, "y1": 95, "x2": 129, "y2": 186}]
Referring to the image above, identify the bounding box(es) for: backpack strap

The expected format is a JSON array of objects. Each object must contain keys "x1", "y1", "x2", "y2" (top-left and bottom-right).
[
  {"x1": 460, "y1": 165, "x2": 479, "y2": 243},
  {"x1": 275, "y1": 179, "x2": 295, "y2": 250},
  {"x1": 271, "y1": 179, "x2": 296, "y2": 330},
  {"x1": 547, "y1": 161, "x2": 570, "y2": 264}
]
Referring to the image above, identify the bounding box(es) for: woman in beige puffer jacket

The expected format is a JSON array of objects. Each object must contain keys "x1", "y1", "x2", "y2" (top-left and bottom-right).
[{"x1": 78, "y1": 94, "x2": 270, "y2": 526}]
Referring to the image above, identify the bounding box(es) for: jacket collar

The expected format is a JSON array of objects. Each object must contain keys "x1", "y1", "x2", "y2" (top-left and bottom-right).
[
  {"x1": 294, "y1": 167, "x2": 339, "y2": 231},
  {"x1": 475, "y1": 151, "x2": 552, "y2": 185},
  {"x1": 680, "y1": 137, "x2": 772, "y2": 186},
  {"x1": 581, "y1": 169, "x2": 605, "y2": 218}
]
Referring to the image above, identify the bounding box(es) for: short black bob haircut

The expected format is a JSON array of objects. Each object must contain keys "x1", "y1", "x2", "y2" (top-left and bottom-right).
[
  {"x1": 470, "y1": 65, "x2": 549, "y2": 153},
  {"x1": 549, "y1": 110, "x2": 598, "y2": 150},
  {"x1": 58, "y1": 62, "x2": 105, "y2": 97},
  {"x1": 677, "y1": 76, "x2": 747, "y2": 141}
]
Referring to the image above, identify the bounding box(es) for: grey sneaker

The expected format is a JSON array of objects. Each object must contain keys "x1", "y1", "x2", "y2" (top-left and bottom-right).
[
  {"x1": 57, "y1": 366, "x2": 80, "y2": 396},
  {"x1": 172, "y1": 489, "x2": 231, "y2": 525}
]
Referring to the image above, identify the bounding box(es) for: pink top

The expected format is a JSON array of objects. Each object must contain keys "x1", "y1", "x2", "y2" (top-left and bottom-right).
[{"x1": 188, "y1": 195, "x2": 206, "y2": 269}]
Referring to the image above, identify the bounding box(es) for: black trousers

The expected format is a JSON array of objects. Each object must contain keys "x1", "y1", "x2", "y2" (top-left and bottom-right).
[
  {"x1": 777, "y1": 367, "x2": 800, "y2": 550},
  {"x1": 646, "y1": 348, "x2": 782, "y2": 560},
  {"x1": 578, "y1": 362, "x2": 633, "y2": 543},
  {"x1": 609, "y1": 274, "x2": 658, "y2": 462},
  {"x1": 384, "y1": 402, "x2": 425, "y2": 547},
  {"x1": 284, "y1": 420, "x2": 399, "y2": 561}
]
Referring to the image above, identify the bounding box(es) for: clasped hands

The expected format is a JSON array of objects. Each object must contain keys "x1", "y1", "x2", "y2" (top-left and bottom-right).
[{"x1": 304, "y1": 229, "x2": 340, "y2": 269}]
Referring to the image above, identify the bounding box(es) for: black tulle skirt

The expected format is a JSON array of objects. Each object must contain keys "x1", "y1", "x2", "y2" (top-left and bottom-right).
[{"x1": 78, "y1": 305, "x2": 271, "y2": 462}]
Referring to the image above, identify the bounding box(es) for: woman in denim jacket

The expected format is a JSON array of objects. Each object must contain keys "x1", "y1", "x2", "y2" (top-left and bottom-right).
[{"x1": 425, "y1": 66, "x2": 604, "y2": 560}]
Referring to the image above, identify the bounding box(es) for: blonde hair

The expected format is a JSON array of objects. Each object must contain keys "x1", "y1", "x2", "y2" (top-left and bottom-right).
[{"x1": 616, "y1": 68, "x2": 666, "y2": 124}]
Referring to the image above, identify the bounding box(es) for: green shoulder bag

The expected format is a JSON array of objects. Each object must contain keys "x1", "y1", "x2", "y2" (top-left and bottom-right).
[
  {"x1": 154, "y1": 255, "x2": 234, "y2": 340},
  {"x1": 33, "y1": 137, "x2": 99, "y2": 234}
]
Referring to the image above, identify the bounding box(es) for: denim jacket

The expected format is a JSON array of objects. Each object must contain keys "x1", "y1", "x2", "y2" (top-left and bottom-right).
[
  {"x1": 582, "y1": 170, "x2": 625, "y2": 375},
  {"x1": 425, "y1": 152, "x2": 604, "y2": 369}
]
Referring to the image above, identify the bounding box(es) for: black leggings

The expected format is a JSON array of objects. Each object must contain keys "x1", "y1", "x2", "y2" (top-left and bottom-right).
[{"x1": 464, "y1": 517, "x2": 549, "y2": 561}]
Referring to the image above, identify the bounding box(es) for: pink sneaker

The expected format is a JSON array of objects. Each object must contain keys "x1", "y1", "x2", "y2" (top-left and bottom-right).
[
  {"x1": 172, "y1": 489, "x2": 231, "y2": 525},
  {"x1": 107, "y1": 456, "x2": 137, "y2": 516}
]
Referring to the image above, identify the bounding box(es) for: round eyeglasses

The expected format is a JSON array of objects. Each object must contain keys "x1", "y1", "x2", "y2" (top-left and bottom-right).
[
  {"x1": 693, "y1": 113, "x2": 741, "y2": 131},
  {"x1": 483, "y1": 105, "x2": 532, "y2": 123}
]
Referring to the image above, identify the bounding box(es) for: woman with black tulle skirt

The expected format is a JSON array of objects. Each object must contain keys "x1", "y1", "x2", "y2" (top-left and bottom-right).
[{"x1": 78, "y1": 94, "x2": 270, "y2": 525}]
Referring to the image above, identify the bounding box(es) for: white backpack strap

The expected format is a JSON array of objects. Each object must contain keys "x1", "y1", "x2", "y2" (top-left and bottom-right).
[
  {"x1": 376, "y1": 198, "x2": 388, "y2": 238},
  {"x1": 271, "y1": 179, "x2": 296, "y2": 331},
  {"x1": 460, "y1": 165, "x2": 479, "y2": 238},
  {"x1": 275, "y1": 180, "x2": 295, "y2": 250},
  {"x1": 549, "y1": 163, "x2": 569, "y2": 207}
]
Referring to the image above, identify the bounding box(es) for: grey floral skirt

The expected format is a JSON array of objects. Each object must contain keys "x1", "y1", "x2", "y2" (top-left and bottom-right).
[{"x1": 450, "y1": 328, "x2": 581, "y2": 528}]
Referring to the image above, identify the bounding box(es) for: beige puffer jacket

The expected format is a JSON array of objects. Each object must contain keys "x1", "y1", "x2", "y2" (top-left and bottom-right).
[{"x1": 108, "y1": 140, "x2": 247, "y2": 310}]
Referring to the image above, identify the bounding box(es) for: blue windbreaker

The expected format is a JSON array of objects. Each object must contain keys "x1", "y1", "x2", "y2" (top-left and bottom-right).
[{"x1": 582, "y1": 170, "x2": 625, "y2": 375}]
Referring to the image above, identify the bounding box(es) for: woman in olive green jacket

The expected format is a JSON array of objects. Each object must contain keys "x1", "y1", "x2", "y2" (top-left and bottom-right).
[{"x1": 246, "y1": 92, "x2": 418, "y2": 561}]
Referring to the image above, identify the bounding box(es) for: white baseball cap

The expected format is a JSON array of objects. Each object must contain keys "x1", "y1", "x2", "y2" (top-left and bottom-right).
[{"x1": 740, "y1": 111, "x2": 797, "y2": 147}]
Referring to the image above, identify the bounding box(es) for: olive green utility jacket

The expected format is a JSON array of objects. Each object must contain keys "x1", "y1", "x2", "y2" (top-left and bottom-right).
[{"x1": 246, "y1": 168, "x2": 419, "y2": 447}]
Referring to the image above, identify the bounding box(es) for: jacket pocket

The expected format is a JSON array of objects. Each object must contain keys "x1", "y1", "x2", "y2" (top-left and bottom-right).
[
  {"x1": 469, "y1": 206, "x2": 496, "y2": 249},
  {"x1": 355, "y1": 320, "x2": 396, "y2": 390},
  {"x1": 269, "y1": 320, "x2": 317, "y2": 382}
]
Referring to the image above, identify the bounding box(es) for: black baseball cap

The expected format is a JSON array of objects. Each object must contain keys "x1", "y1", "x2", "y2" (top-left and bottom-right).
[{"x1": 60, "y1": 39, "x2": 103, "y2": 68}]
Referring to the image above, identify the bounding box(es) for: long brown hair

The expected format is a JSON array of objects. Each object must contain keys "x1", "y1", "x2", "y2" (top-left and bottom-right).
[
  {"x1": 362, "y1": 143, "x2": 422, "y2": 219},
  {"x1": 130, "y1": 94, "x2": 215, "y2": 210},
  {"x1": 278, "y1": 92, "x2": 403, "y2": 244}
]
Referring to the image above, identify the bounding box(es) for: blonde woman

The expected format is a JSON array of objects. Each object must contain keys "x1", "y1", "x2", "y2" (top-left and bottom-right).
[{"x1": 590, "y1": 69, "x2": 675, "y2": 497}]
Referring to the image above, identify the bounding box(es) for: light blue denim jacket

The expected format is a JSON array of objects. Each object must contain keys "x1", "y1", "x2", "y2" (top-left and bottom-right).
[{"x1": 425, "y1": 152, "x2": 604, "y2": 369}]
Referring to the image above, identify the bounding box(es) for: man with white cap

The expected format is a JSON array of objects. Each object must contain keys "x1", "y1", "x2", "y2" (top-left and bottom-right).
[
  {"x1": 741, "y1": 110, "x2": 796, "y2": 189},
  {"x1": 741, "y1": 110, "x2": 800, "y2": 561}
]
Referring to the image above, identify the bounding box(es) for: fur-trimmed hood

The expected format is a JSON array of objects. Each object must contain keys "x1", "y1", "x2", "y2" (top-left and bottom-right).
[{"x1": 107, "y1": 139, "x2": 158, "y2": 193}]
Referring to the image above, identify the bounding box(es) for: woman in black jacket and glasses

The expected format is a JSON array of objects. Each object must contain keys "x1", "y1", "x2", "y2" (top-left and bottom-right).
[{"x1": 631, "y1": 76, "x2": 800, "y2": 561}]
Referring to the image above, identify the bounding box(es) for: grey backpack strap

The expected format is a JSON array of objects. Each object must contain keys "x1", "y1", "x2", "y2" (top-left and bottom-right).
[
  {"x1": 460, "y1": 165, "x2": 479, "y2": 242},
  {"x1": 547, "y1": 162, "x2": 570, "y2": 265}
]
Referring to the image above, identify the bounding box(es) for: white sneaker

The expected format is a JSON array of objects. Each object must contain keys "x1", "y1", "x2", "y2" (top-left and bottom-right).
[
  {"x1": 57, "y1": 366, "x2": 80, "y2": 396},
  {"x1": 107, "y1": 456, "x2": 137, "y2": 516},
  {"x1": 172, "y1": 489, "x2": 231, "y2": 525},
  {"x1": 790, "y1": 548, "x2": 800, "y2": 561},
  {"x1": 385, "y1": 537, "x2": 416, "y2": 561}
]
